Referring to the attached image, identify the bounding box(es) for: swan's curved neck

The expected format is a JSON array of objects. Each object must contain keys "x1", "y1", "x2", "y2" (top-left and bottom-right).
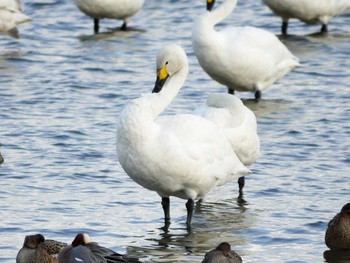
[
  {"x1": 149, "y1": 65, "x2": 188, "y2": 118},
  {"x1": 208, "y1": 0, "x2": 237, "y2": 26}
]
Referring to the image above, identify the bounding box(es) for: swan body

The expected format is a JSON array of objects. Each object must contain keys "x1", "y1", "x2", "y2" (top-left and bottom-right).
[
  {"x1": 0, "y1": 0, "x2": 31, "y2": 38},
  {"x1": 263, "y1": 0, "x2": 350, "y2": 34},
  {"x1": 74, "y1": 0, "x2": 145, "y2": 33},
  {"x1": 16, "y1": 234, "x2": 67, "y2": 263},
  {"x1": 325, "y1": 203, "x2": 350, "y2": 250},
  {"x1": 198, "y1": 94, "x2": 260, "y2": 166},
  {"x1": 202, "y1": 242, "x2": 242, "y2": 263},
  {"x1": 116, "y1": 44, "x2": 250, "y2": 226},
  {"x1": 196, "y1": 93, "x2": 259, "y2": 196},
  {"x1": 58, "y1": 233, "x2": 140, "y2": 263},
  {"x1": 192, "y1": 0, "x2": 300, "y2": 99}
]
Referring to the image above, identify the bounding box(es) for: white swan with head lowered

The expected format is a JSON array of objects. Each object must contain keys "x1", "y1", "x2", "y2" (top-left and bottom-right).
[
  {"x1": 197, "y1": 93, "x2": 260, "y2": 197},
  {"x1": 192, "y1": 0, "x2": 300, "y2": 99},
  {"x1": 263, "y1": 0, "x2": 350, "y2": 35},
  {"x1": 116, "y1": 44, "x2": 250, "y2": 228}
]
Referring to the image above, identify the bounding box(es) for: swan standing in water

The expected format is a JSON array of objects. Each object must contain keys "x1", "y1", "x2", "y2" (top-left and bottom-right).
[
  {"x1": 74, "y1": 0, "x2": 145, "y2": 33},
  {"x1": 16, "y1": 234, "x2": 67, "y2": 263},
  {"x1": 0, "y1": 0, "x2": 31, "y2": 38},
  {"x1": 197, "y1": 94, "x2": 260, "y2": 197},
  {"x1": 116, "y1": 45, "x2": 250, "y2": 227},
  {"x1": 192, "y1": 0, "x2": 300, "y2": 99},
  {"x1": 263, "y1": 0, "x2": 350, "y2": 35}
]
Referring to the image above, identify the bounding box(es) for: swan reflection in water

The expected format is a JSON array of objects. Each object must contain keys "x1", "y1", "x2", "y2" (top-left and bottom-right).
[{"x1": 125, "y1": 198, "x2": 254, "y2": 262}]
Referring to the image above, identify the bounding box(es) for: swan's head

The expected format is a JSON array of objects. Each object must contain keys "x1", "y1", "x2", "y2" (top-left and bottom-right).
[
  {"x1": 152, "y1": 44, "x2": 188, "y2": 93},
  {"x1": 72, "y1": 233, "x2": 91, "y2": 247},
  {"x1": 207, "y1": 0, "x2": 216, "y2": 11}
]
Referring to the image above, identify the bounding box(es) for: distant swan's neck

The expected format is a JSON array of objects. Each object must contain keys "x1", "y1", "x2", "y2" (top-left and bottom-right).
[{"x1": 208, "y1": 0, "x2": 237, "y2": 26}]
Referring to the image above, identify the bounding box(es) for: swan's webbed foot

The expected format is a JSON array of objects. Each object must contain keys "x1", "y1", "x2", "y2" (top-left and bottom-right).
[
  {"x1": 186, "y1": 198, "x2": 194, "y2": 229},
  {"x1": 161, "y1": 197, "x2": 170, "y2": 222},
  {"x1": 94, "y1": 18, "x2": 99, "y2": 34}
]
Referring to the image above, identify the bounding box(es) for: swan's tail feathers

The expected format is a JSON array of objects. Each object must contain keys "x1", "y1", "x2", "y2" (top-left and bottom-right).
[
  {"x1": 15, "y1": 13, "x2": 32, "y2": 26},
  {"x1": 238, "y1": 166, "x2": 251, "y2": 178},
  {"x1": 6, "y1": 14, "x2": 31, "y2": 38}
]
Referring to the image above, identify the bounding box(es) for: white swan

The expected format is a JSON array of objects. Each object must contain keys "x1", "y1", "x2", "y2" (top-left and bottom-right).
[
  {"x1": 0, "y1": 0, "x2": 31, "y2": 38},
  {"x1": 197, "y1": 93, "x2": 260, "y2": 196},
  {"x1": 263, "y1": 0, "x2": 350, "y2": 35},
  {"x1": 116, "y1": 44, "x2": 250, "y2": 227},
  {"x1": 192, "y1": 0, "x2": 300, "y2": 99},
  {"x1": 74, "y1": 0, "x2": 145, "y2": 33}
]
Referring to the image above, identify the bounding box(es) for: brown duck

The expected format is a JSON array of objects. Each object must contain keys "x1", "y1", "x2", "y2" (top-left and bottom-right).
[
  {"x1": 16, "y1": 234, "x2": 67, "y2": 263},
  {"x1": 325, "y1": 203, "x2": 350, "y2": 250},
  {"x1": 202, "y1": 242, "x2": 242, "y2": 263}
]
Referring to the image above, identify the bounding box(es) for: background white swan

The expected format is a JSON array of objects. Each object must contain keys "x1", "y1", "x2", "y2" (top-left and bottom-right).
[
  {"x1": 263, "y1": 0, "x2": 350, "y2": 35},
  {"x1": 192, "y1": 0, "x2": 300, "y2": 99},
  {"x1": 116, "y1": 44, "x2": 250, "y2": 227},
  {"x1": 197, "y1": 93, "x2": 260, "y2": 197},
  {"x1": 0, "y1": 0, "x2": 31, "y2": 38},
  {"x1": 74, "y1": 0, "x2": 145, "y2": 33}
]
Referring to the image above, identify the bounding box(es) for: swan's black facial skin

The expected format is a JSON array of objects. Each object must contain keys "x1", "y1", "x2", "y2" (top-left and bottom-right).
[
  {"x1": 207, "y1": 0, "x2": 216, "y2": 11},
  {"x1": 153, "y1": 77, "x2": 168, "y2": 93},
  {"x1": 153, "y1": 64, "x2": 169, "y2": 93}
]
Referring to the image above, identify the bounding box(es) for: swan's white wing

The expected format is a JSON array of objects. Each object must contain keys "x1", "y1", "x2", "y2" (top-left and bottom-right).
[
  {"x1": 213, "y1": 26, "x2": 299, "y2": 90},
  {"x1": 155, "y1": 114, "x2": 250, "y2": 193}
]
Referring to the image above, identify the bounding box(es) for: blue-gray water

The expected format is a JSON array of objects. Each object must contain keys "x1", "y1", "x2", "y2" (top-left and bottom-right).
[{"x1": 0, "y1": 0, "x2": 349, "y2": 262}]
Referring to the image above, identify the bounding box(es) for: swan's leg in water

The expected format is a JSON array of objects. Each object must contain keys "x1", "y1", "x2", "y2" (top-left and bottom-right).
[
  {"x1": 255, "y1": 90, "x2": 261, "y2": 100},
  {"x1": 321, "y1": 24, "x2": 328, "y2": 33},
  {"x1": 121, "y1": 22, "x2": 127, "y2": 31},
  {"x1": 162, "y1": 197, "x2": 170, "y2": 222},
  {"x1": 282, "y1": 20, "x2": 288, "y2": 35},
  {"x1": 238, "y1": 176, "x2": 245, "y2": 198},
  {"x1": 94, "y1": 18, "x2": 99, "y2": 33},
  {"x1": 186, "y1": 199, "x2": 194, "y2": 227}
]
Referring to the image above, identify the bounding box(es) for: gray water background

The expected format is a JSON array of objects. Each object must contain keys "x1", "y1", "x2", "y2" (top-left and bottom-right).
[{"x1": 0, "y1": 0, "x2": 349, "y2": 262}]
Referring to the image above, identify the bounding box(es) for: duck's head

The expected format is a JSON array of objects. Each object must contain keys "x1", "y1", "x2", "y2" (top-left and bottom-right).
[
  {"x1": 216, "y1": 242, "x2": 231, "y2": 256},
  {"x1": 153, "y1": 44, "x2": 188, "y2": 93},
  {"x1": 23, "y1": 234, "x2": 45, "y2": 249},
  {"x1": 207, "y1": 0, "x2": 216, "y2": 11},
  {"x1": 72, "y1": 233, "x2": 91, "y2": 247},
  {"x1": 341, "y1": 203, "x2": 350, "y2": 214}
]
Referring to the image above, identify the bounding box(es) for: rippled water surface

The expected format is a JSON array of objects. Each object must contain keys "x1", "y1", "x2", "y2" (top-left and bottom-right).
[{"x1": 0, "y1": 0, "x2": 350, "y2": 262}]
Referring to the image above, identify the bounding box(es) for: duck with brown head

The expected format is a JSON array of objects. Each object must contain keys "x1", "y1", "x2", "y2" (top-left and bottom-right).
[
  {"x1": 16, "y1": 234, "x2": 67, "y2": 263},
  {"x1": 202, "y1": 242, "x2": 243, "y2": 263}
]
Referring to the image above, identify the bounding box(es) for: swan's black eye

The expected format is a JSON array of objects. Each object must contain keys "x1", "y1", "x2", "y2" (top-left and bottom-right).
[{"x1": 165, "y1": 61, "x2": 168, "y2": 65}]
